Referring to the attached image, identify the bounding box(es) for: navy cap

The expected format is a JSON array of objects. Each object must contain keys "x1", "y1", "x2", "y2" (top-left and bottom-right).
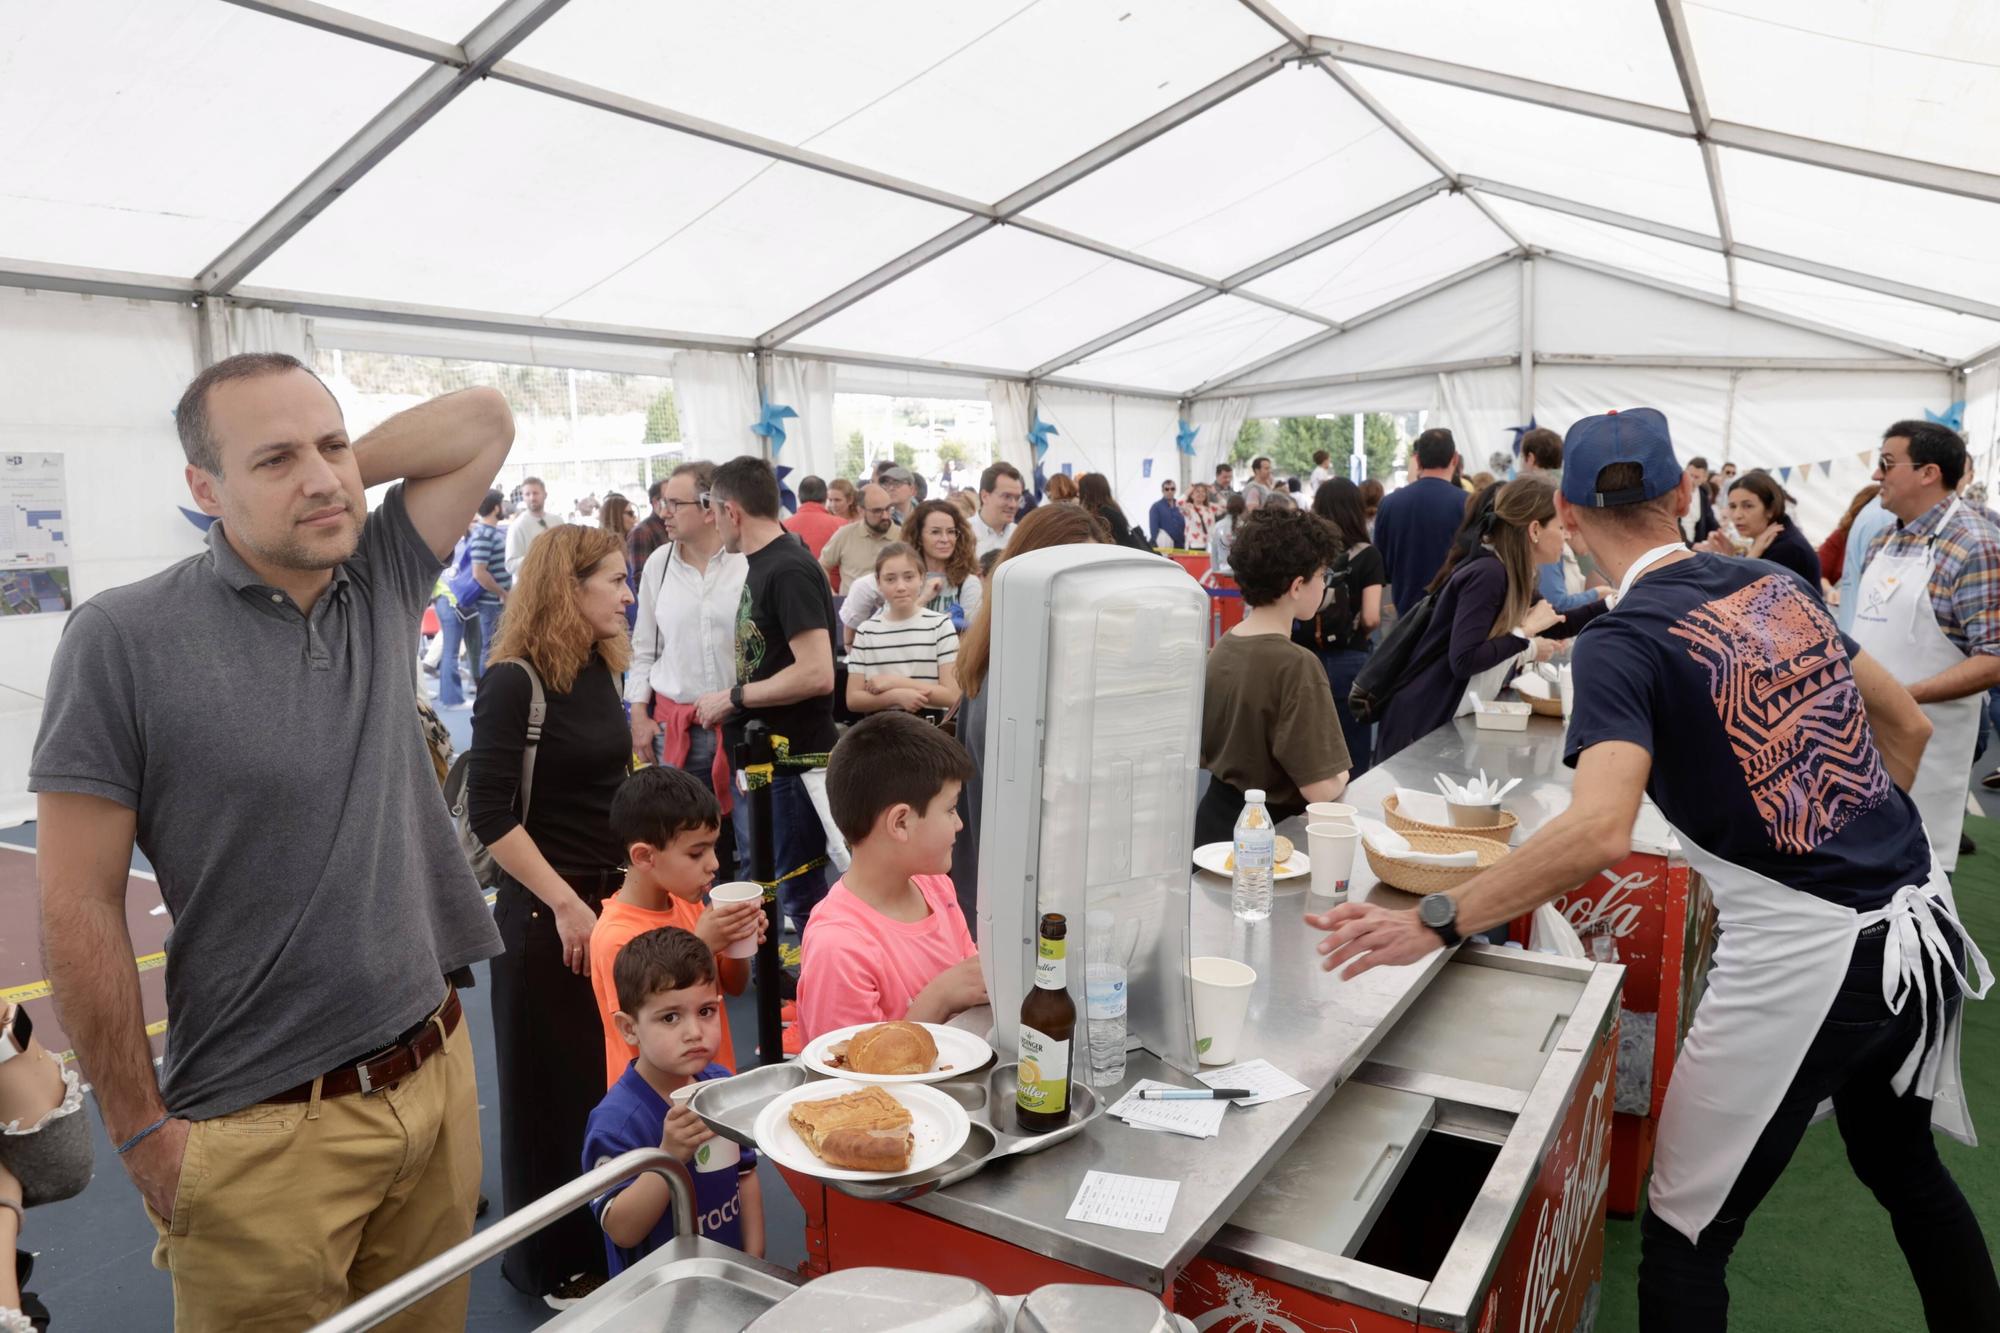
[{"x1": 1560, "y1": 408, "x2": 1682, "y2": 508}]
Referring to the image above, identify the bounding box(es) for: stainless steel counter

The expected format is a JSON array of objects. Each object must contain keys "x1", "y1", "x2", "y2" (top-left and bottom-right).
[
  {"x1": 905, "y1": 865, "x2": 1452, "y2": 1291},
  {"x1": 899, "y1": 715, "x2": 1646, "y2": 1294}
]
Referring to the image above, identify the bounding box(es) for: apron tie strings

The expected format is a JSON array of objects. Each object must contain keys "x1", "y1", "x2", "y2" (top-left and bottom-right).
[{"x1": 1880, "y1": 883, "x2": 1994, "y2": 1100}]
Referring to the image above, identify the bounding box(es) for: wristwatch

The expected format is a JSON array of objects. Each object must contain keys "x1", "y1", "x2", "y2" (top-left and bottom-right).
[
  {"x1": 0, "y1": 1001, "x2": 32, "y2": 1065},
  {"x1": 729, "y1": 684, "x2": 745, "y2": 712},
  {"x1": 1417, "y1": 893, "x2": 1462, "y2": 948}
]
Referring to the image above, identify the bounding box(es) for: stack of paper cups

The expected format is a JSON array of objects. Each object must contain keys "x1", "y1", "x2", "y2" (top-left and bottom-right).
[
  {"x1": 1306, "y1": 822, "x2": 1360, "y2": 901},
  {"x1": 1305, "y1": 802, "x2": 1356, "y2": 827}
]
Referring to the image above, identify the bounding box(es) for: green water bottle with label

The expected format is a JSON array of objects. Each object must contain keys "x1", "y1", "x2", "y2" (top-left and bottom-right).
[{"x1": 1015, "y1": 913, "x2": 1076, "y2": 1134}]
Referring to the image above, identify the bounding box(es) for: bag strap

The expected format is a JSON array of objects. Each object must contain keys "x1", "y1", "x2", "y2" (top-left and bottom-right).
[{"x1": 492, "y1": 658, "x2": 546, "y2": 823}]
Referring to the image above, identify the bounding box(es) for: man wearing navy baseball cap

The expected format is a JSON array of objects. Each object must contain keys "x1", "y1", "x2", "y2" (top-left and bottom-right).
[{"x1": 1311, "y1": 408, "x2": 1996, "y2": 1327}]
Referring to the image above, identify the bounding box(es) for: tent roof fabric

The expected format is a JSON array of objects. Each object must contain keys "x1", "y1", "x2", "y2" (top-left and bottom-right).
[{"x1": 5, "y1": 0, "x2": 1997, "y2": 398}]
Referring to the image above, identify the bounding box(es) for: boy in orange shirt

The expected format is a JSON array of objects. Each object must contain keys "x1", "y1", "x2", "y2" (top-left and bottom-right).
[{"x1": 591, "y1": 766, "x2": 765, "y2": 1085}]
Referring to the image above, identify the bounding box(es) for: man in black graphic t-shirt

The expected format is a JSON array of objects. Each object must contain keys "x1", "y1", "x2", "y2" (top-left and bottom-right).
[{"x1": 698, "y1": 457, "x2": 841, "y2": 929}]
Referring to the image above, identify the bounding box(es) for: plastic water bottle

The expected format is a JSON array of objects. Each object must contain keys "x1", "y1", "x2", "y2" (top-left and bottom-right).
[
  {"x1": 1232, "y1": 788, "x2": 1276, "y2": 922},
  {"x1": 1085, "y1": 911, "x2": 1127, "y2": 1087}
]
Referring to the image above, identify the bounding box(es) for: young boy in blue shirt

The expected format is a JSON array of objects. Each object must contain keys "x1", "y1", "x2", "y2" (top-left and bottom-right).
[{"x1": 581, "y1": 927, "x2": 763, "y2": 1276}]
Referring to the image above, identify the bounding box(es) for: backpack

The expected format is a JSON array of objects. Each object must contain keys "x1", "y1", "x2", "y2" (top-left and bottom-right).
[
  {"x1": 1346, "y1": 592, "x2": 1446, "y2": 724},
  {"x1": 444, "y1": 529, "x2": 483, "y2": 610},
  {"x1": 442, "y1": 658, "x2": 545, "y2": 889},
  {"x1": 1296, "y1": 543, "x2": 1361, "y2": 654}
]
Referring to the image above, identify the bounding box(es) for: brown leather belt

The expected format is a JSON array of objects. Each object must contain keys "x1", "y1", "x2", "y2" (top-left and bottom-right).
[{"x1": 265, "y1": 989, "x2": 462, "y2": 1103}]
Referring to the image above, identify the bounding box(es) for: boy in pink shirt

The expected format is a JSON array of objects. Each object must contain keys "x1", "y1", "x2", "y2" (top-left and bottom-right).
[{"x1": 798, "y1": 713, "x2": 990, "y2": 1041}]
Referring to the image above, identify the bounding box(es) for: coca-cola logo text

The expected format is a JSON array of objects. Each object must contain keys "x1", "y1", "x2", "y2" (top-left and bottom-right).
[
  {"x1": 1519, "y1": 1067, "x2": 1612, "y2": 1333},
  {"x1": 1553, "y1": 868, "x2": 1657, "y2": 939}
]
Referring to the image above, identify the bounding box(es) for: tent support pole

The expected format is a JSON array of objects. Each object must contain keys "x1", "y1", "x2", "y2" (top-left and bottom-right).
[
  {"x1": 1519, "y1": 258, "x2": 1536, "y2": 427},
  {"x1": 753, "y1": 349, "x2": 774, "y2": 464}
]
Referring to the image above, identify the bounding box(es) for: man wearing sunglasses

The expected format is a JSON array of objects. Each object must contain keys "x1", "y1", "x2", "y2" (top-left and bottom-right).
[
  {"x1": 628, "y1": 463, "x2": 749, "y2": 806},
  {"x1": 817, "y1": 482, "x2": 896, "y2": 593},
  {"x1": 1851, "y1": 420, "x2": 2000, "y2": 870},
  {"x1": 1147, "y1": 479, "x2": 1186, "y2": 550}
]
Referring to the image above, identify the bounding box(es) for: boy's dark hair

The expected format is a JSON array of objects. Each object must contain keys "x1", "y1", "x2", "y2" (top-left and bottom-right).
[
  {"x1": 1520, "y1": 427, "x2": 1563, "y2": 471},
  {"x1": 977, "y1": 548, "x2": 1002, "y2": 579},
  {"x1": 610, "y1": 765, "x2": 721, "y2": 853},
  {"x1": 827, "y1": 712, "x2": 974, "y2": 842},
  {"x1": 1883, "y1": 419, "x2": 1967, "y2": 490},
  {"x1": 711, "y1": 456, "x2": 782, "y2": 519},
  {"x1": 1228, "y1": 508, "x2": 1340, "y2": 608},
  {"x1": 1413, "y1": 428, "x2": 1457, "y2": 470},
  {"x1": 614, "y1": 926, "x2": 717, "y2": 1015}
]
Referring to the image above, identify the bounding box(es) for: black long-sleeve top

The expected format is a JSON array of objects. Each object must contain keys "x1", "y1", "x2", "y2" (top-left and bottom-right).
[
  {"x1": 468, "y1": 654, "x2": 628, "y2": 875},
  {"x1": 1376, "y1": 550, "x2": 1607, "y2": 763}
]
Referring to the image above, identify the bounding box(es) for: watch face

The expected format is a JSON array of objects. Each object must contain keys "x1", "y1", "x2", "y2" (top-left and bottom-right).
[{"x1": 1419, "y1": 893, "x2": 1455, "y2": 928}]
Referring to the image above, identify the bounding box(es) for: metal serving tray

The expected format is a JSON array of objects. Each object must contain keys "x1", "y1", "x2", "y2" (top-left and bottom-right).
[
  {"x1": 689, "y1": 1061, "x2": 1102, "y2": 1203},
  {"x1": 538, "y1": 1238, "x2": 801, "y2": 1332}
]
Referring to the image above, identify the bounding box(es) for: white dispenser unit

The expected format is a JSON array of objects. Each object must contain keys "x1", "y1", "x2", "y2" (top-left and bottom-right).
[{"x1": 978, "y1": 545, "x2": 1207, "y2": 1072}]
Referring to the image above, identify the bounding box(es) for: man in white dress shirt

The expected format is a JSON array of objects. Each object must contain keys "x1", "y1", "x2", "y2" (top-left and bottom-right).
[
  {"x1": 971, "y1": 461, "x2": 1024, "y2": 558},
  {"x1": 503, "y1": 476, "x2": 553, "y2": 580},
  {"x1": 628, "y1": 461, "x2": 749, "y2": 806}
]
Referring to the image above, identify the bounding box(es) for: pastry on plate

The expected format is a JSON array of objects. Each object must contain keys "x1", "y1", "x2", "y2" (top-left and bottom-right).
[
  {"x1": 788, "y1": 1086, "x2": 914, "y2": 1172},
  {"x1": 830, "y1": 1021, "x2": 939, "y2": 1076},
  {"x1": 1223, "y1": 834, "x2": 1296, "y2": 871}
]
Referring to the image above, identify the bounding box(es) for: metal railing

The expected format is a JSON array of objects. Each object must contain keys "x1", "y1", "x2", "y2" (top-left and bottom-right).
[{"x1": 307, "y1": 1148, "x2": 695, "y2": 1333}]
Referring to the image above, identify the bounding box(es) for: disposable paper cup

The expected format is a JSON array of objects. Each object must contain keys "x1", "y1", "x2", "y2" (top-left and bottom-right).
[
  {"x1": 1306, "y1": 823, "x2": 1359, "y2": 900},
  {"x1": 708, "y1": 881, "x2": 766, "y2": 959},
  {"x1": 1190, "y1": 956, "x2": 1257, "y2": 1066},
  {"x1": 1305, "y1": 802, "x2": 1357, "y2": 827},
  {"x1": 1446, "y1": 801, "x2": 1504, "y2": 829},
  {"x1": 669, "y1": 1084, "x2": 739, "y2": 1173}
]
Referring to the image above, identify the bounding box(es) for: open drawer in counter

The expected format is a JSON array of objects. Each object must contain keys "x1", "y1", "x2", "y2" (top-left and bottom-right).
[{"x1": 1176, "y1": 949, "x2": 1625, "y2": 1333}]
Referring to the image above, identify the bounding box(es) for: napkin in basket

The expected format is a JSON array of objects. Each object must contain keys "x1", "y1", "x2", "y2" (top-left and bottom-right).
[{"x1": 1357, "y1": 818, "x2": 1479, "y2": 867}]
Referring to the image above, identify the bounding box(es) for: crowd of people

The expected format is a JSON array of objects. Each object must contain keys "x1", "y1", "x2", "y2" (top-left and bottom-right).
[{"x1": 14, "y1": 350, "x2": 2000, "y2": 1331}]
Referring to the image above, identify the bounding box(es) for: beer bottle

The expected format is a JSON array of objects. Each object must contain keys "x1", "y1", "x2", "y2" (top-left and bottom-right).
[{"x1": 1015, "y1": 913, "x2": 1076, "y2": 1133}]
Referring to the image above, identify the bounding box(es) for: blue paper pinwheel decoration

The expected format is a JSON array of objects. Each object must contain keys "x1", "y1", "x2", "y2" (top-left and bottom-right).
[
  {"x1": 1176, "y1": 419, "x2": 1200, "y2": 457},
  {"x1": 1926, "y1": 400, "x2": 1966, "y2": 433},
  {"x1": 775, "y1": 464, "x2": 798, "y2": 514},
  {"x1": 1027, "y1": 416, "x2": 1058, "y2": 461},
  {"x1": 1506, "y1": 418, "x2": 1538, "y2": 453},
  {"x1": 752, "y1": 397, "x2": 798, "y2": 452}
]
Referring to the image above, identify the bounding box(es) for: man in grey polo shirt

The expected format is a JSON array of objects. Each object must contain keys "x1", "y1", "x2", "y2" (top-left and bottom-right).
[{"x1": 31, "y1": 353, "x2": 513, "y2": 1331}]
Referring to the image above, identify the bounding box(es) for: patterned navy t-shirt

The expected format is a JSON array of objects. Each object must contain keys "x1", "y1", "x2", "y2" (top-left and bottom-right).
[{"x1": 1564, "y1": 553, "x2": 1932, "y2": 909}]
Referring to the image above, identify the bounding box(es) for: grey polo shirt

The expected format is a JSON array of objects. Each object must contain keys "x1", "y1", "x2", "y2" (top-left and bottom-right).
[{"x1": 30, "y1": 485, "x2": 503, "y2": 1120}]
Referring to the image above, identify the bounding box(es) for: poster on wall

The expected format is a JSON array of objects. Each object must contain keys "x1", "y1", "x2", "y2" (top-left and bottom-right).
[{"x1": 0, "y1": 452, "x2": 72, "y2": 615}]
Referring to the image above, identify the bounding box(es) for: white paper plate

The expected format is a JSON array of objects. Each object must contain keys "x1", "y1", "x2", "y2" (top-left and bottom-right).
[
  {"x1": 1193, "y1": 841, "x2": 1311, "y2": 881},
  {"x1": 799, "y1": 1022, "x2": 996, "y2": 1085},
  {"x1": 754, "y1": 1078, "x2": 971, "y2": 1181}
]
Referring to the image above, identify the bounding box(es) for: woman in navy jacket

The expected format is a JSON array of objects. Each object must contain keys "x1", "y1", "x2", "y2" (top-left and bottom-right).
[{"x1": 1377, "y1": 477, "x2": 1608, "y2": 763}]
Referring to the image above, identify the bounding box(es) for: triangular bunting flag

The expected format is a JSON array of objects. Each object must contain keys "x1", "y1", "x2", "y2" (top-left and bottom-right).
[{"x1": 1779, "y1": 465, "x2": 1792, "y2": 483}]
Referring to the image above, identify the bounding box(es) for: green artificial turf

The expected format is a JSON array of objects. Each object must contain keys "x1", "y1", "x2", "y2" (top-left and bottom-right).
[{"x1": 1596, "y1": 813, "x2": 2000, "y2": 1331}]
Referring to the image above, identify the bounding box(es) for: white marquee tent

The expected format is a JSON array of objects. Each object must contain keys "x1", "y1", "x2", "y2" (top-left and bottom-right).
[{"x1": 5, "y1": 0, "x2": 2000, "y2": 821}]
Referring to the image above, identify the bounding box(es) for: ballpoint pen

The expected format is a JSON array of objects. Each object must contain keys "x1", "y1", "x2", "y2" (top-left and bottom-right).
[{"x1": 1137, "y1": 1088, "x2": 1253, "y2": 1100}]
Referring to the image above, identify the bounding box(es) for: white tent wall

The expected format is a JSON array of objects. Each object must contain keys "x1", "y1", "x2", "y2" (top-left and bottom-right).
[
  {"x1": 671, "y1": 349, "x2": 760, "y2": 463},
  {"x1": 1535, "y1": 364, "x2": 1948, "y2": 546},
  {"x1": 768, "y1": 356, "x2": 837, "y2": 488},
  {"x1": 1035, "y1": 386, "x2": 1180, "y2": 524},
  {"x1": 1186, "y1": 397, "x2": 1249, "y2": 489},
  {"x1": 1435, "y1": 367, "x2": 1523, "y2": 473},
  {"x1": 1967, "y1": 361, "x2": 2000, "y2": 485},
  {"x1": 0, "y1": 288, "x2": 202, "y2": 827},
  {"x1": 1239, "y1": 374, "x2": 1440, "y2": 423},
  {"x1": 986, "y1": 380, "x2": 1035, "y2": 483}
]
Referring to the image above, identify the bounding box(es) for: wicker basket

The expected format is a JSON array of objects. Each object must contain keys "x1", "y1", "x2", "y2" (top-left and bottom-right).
[
  {"x1": 1383, "y1": 793, "x2": 1518, "y2": 845},
  {"x1": 1520, "y1": 691, "x2": 1564, "y2": 718},
  {"x1": 1364, "y1": 831, "x2": 1511, "y2": 894}
]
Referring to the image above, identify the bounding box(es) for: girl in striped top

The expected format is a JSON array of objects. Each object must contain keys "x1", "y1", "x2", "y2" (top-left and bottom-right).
[{"x1": 846, "y1": 542, "x2": 962, "y2": 716}]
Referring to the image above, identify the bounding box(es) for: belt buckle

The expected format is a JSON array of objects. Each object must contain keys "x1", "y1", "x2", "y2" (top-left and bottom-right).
[{"x1": 358, "y1": 1058, "x2": 382, "y2": 1095}]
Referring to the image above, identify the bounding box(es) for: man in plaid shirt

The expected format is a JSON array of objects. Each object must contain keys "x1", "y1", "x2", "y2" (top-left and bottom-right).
[{"x1": 1854, "y1": 420, "x2": 2000, "y2": 866}]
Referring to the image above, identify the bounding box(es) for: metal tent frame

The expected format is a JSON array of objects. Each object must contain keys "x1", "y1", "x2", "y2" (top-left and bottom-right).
[{"x1": 5, "y1": 0, "x2": 1995, "y2": 413}]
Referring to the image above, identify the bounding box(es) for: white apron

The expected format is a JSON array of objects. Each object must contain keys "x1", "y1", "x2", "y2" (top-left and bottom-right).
[
  {"x1": 1848, "y1": 498, "x2": 1982, "y2": 873},
  {"x1": 1609, "y1": 544, "x2": 1993, "y2": 1243}
]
